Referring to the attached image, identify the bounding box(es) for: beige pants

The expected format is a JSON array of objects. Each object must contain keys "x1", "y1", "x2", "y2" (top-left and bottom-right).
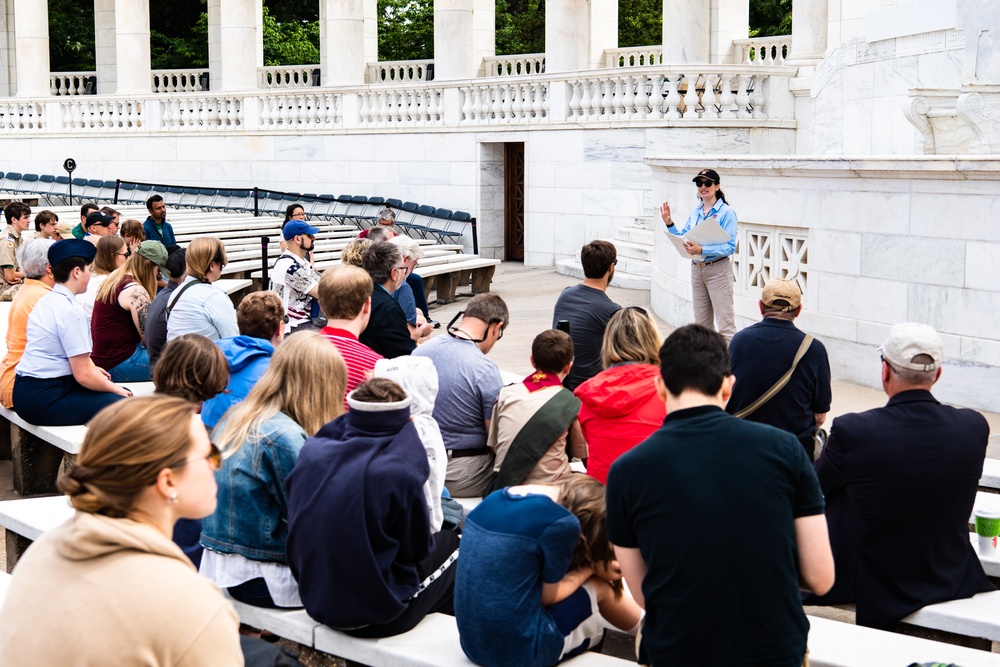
[
  {"x1": 690, "y1": 258, "x2": 736, "y2": 342},
  {"x1": 0, "y1": 282, "x2": 20, "y2": 303}
]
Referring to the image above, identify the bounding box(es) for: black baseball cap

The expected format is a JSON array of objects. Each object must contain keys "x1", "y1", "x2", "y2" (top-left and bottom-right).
[{"x1": 693, "y1": 169, "x2": 720, "y2": 184}]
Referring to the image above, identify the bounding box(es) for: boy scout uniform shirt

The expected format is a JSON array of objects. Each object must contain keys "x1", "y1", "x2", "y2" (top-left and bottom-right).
[{"x1": 0, "y1": 225, "x2": 23, "y2": 285}]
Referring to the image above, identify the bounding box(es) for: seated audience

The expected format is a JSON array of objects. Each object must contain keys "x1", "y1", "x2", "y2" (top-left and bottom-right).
[
  {"x1": 166, "y1": 237, "x2": 238, "y2": 342},
  {"x1": 146, "y1": 246, "x2": 185, "y2": 366},
  {"x1": 389, "y1": 235, "x2": 433, "y2": 342},
  {"x1": 77, "y1": 234, "x2": 127, "y2": 324},
  {"x1": 374, "y1": 356, "x2": 447, "y2": 532},
  {"x1": 91, "y1": 241, "x2": 168, "y2": 382},
  {"x1": 0, "y1": 396, "x2": 242, "y2": 666},
  {"x1": 807, "y1": 322, "x2": 994, "y2": 629},
  {"x1": 359, "y1": 207, "x2": 398, "y2": 239},
  {"x1": 359, "y1": 241, "x2": 415, "y2": 358},
  {"x1": 340, "y1": 238, "x2": 371, "y2": 267},
  {"x1": 574, "y1": 306, "x2": 666, "y2": 484},
  {"x1": 33, "y1": 210, "x2": 60, "y2": 240},
  {"x1": 202, "y1": 291, "x2": 285, "y2": 429},
  {"x1": 317, "y1": 265, "x2": 382, "y2": 406},
  {"x1": 366, "y1": 226, "x2": 394, "y2": 243},
  {"x1": 286, "y1": 378, "x2": 460, "y2": 638},
  {"x1": 486, "y1": 329, "x2": 587, "y2": 495},
  {"x1": 552, "y1": 240, "x2": 621, "y2": 390},
  {"x1": 456, "y1": 475, "x2": 642, "y2": 667},
  {"x1": 0, "y1": 201, "x2": 31, "y2": 302},
  {"x1": 154, "y1": 333, "x2": 231, "y2": 568},
  {"x1": 119, "y1": 218, "x2": 145, "y2": 253},
  {"x1": 13, "y1": 240, "x2": 131, "y2": 426},
  {"x1": 606, "y1": 324, "x2": 833, "y2": 666},
  {"x1": 413, "y1": 293, "x2": 507, "y2": 497},
  {"x1": 270, "y1": 220, "x2": 321, "y2": 332},
  {"x1": 201, "y1": 332, "x2": 346, "y2": 608},
  {"x1": 99, "y1": 206, "x2": 120, "y2": 231},
  {"x1": 0, "y1": 239, "x2": 55, "y2": 408},
  {"x1": 278, "y1": 203, "x2": 313, "y2": 263},
  {"x1": 726, "y1": 278, "x2": 831, "y2": 460},
  {"x1": 143, "y1": 194, "x2": 176, "y2": 246}
]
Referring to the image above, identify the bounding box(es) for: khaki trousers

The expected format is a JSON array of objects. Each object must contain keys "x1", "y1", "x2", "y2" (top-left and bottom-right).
[{"x1": 690, "y1": 257, "x2": 736, "y2": 342}]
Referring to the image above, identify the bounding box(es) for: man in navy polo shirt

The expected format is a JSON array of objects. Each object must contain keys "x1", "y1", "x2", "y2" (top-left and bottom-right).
[{"x1": 726, "y1": 278, "x2": 831, "y2": 460}]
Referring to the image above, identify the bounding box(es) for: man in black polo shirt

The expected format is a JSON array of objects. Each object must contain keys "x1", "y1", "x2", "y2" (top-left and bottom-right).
[
  {"x1": 606, "y1": 324, "x2": 834, "y2": 667},
  {"x1": 726, "y1": 278, "x2": 831, "y2": 460}
]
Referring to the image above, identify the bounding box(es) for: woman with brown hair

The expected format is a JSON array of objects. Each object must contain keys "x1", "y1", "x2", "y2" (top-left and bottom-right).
[
  {"x1": 201, "y1": 332, "x2": 347, "y2": 608},
  {"x1": 0, "y1": 396, "x2": 243, "y2": 666},
  {"x1": 90, "y1": 241, "x2": 167, "y2": 382},
  {"x1": 455, "y1": 474, "x2": 642, "y2": 667},
  {"x1": 166, "y1": 236, "x2": 238, "y2": 342},
  {"x1": 153, "y1": 333, "x2": 231, "y2": 407},
  {"x1": 119, "y1": 218, "x2": 145, "y2": 253},
  {"x1": 77, "y1": 234, "x2": 127, "y2": 324},
  {"x1": 574, "y1": 306, "x2": 667, "y2": 484}
]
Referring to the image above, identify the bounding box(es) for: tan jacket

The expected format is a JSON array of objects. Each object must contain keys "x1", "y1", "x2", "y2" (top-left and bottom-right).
[{"x1": 0, "y1": 511, "x2": 242, "y2": 666}]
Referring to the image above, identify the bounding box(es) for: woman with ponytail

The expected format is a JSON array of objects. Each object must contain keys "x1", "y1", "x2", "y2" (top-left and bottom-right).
[
  {"x1": 658, "y1": 167, "x2": 739, "y2": 342},
  {"x1": 0, "y1": 396, "x2": 242, "y2": 666}
]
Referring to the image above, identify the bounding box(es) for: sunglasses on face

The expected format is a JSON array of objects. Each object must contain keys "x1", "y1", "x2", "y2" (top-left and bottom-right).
[
  {"x1": 695, "y1": 179, "x2": 714, "y2": 188},
  {"x1": 173, "y1": 441, "x2": 223, "y2": 471}
]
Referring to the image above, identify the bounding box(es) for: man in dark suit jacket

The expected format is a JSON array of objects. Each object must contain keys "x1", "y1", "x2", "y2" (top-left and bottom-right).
[
  {"x1": 359, "y1": 241, "x2": 415, "y2": 359},
  {"x1": 808, "y1": 322, "x2": 994, "y2": 630}
]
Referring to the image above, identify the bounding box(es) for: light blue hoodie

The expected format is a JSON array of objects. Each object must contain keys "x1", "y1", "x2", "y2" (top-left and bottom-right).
[{"x1": 201, "y1": 335, "x2": 275, "y2": 430}]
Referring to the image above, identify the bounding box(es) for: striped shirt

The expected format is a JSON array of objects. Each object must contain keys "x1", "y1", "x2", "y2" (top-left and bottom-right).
[{"x1": 320, "y1": 326, "x2": 382, "y2": 408}]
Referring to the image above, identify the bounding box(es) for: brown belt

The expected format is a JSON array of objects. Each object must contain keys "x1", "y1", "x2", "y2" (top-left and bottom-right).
[
  {"x1": 693, "y1": 256, "x2": 729, "y2": 267},
  {"x1": 449, "y1": 447, "x2": 490, "y2": 459}
]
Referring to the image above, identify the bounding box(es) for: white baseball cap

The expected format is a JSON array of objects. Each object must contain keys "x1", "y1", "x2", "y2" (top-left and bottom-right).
[{"x1": 879, "y1": 322, "x2": 943, "y2": 372}]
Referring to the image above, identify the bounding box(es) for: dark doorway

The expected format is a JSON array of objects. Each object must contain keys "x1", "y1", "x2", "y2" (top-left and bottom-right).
[{"x1": 503, "y1": 142, "x2": 525, "y2": 261}]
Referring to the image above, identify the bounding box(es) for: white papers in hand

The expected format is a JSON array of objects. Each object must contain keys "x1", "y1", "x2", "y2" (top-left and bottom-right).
[
  {"x1": 685, "y1": 216, "x2": 732, "y2": 246},
  {"x1": 663, "y1": 228, "x2": 705, "y2": 262}
]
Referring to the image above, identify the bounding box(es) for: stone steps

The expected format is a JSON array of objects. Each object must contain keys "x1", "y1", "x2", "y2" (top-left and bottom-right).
[{"x1": 555, "y1": 219, "x2": 653, "y2": 291}]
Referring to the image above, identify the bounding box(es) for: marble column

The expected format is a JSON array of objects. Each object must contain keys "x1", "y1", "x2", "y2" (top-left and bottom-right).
[
  {"x1": 434, "y1": 0, "x2": 494, "y2": 80},
  {"x1": 207, "y1": 0, "x2": 259, "y2": 91},
  {"x1": 663, "y1": 0, "x2": 709, "y2": 64},
  {"x1": 790, "y1": 0, "x2": 828, "y2": 61},
  {"x1": 0, "y1": 1, "x2": 16, "y2": 96},
  {"x1": 95, "y1": 0, "x2": 152, "y2": 94},
  {"x1": 320, "y1": 0, "x2": 372, "y2": 85},
  {"x1": 544, "y1": 0, "x2": 586, "y2": 72},
  {"x1": 711, "y1": 0, "x2": 748, "y2": 64},
  {"x1": 12, "y1": 0, "x2": 49, "y2": 97}
]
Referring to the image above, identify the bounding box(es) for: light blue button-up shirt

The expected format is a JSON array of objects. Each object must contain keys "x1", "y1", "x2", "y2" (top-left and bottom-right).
[
  {"x1": 665, "y1": 199, "x2": 738, "y2": 262},
  {"x1": 17, "y1": 283, "x2": 92, "y2": 378}
]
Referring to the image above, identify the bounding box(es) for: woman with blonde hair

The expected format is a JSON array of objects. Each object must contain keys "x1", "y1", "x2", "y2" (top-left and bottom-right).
[
  {"x1": 0, "y1": 396, "x2": 243, "y2": 666},
  {"x1": 90, "y1": 241, "x2": 167, "y2": 382},
  {"x1": 340, "y1": 237, "x2": 371, "y2": 267},
  {"x1": 77, "y1": 234, "x2": 127, "y2": 323},
  {"x1": 574, "y1": 306, "x2": 667, "y2": 484},
  {"x1": 166, "y1": 236, "x2": 238, "y2": 342},
  {"x1": 200, "y1": 331, "x2": 347, "y2": 608}
]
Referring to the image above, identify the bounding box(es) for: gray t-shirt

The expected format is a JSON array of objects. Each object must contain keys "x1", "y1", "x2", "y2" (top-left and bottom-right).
[
  {"x1": 552, "y1": 284, "x2": 621, "y2": 390},
  {"x1": 412, "y1": 335, "x2": 503, "y2": 451}
]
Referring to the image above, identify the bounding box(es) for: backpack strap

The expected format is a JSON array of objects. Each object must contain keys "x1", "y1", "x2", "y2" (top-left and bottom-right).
[{"x1": 734, "y1": 334, "x2": 813, "y2": 420}]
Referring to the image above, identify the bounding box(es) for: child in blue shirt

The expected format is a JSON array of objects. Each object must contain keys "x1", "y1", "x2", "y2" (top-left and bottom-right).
[{"x1": 455, "y1": 475, "x2": 641, "y2": 667}]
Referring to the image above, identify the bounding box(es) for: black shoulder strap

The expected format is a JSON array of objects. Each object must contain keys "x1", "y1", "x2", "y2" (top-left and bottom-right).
[{"x1": 165, "y1": 279, "x2": 206, "y2": 321}]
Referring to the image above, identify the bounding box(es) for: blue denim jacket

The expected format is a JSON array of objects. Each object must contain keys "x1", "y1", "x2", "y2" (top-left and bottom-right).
[{"x1": 200, "y1": 411, "x2": 306, "y2": 562}]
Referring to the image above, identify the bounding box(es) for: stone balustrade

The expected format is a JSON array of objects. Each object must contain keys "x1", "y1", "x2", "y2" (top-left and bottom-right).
[
  {"x1": 603, "y1": 47, "x2": 663, "y2": 68},
  {"x1": 258, "y1": 66, "x2": 318, "y2": 89},
  {"x1": 49, "y1": 72, "x2": 94, "y2": 96},
  {"x1": 734, "y1": 37, "x2": 791, "y2": 66},
  {"x1": 1, "y1": 64, "x2": 793, "y2": 134},
  {"x1": 151, "y1": 69, "x2": 207, "y2": 93},
  {"x1": 366, "y1": 60, "x2": 433, "y2": 84},
  {"x1": 482, "y1": 54, "x2": 545, "y2": 77}
]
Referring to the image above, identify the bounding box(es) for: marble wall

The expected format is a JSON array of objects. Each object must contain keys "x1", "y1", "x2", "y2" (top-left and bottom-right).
[{"x1": 647, "y1": 157, "x2": 1000, "y2": 413}]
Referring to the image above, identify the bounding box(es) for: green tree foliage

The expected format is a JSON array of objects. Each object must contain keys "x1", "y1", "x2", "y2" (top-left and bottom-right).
[
  {"x1": 495, "y1": 0, "x2": 544, "y2": 56},
  {"x1": 378, "y1": 0, "x2": 435, "y2": 61},
  {"x1": 48, "y1": 0, "x2": 95, "y2": 71},
  {"x1": 750, "y1": 0, "x2": 792, "y2": 37},
  {"x1": 618, "y1": 0, "x2": 660, "y2": 49},
  {"x1": 261, "y1": 5, "x2": 320, "y2": 65}
]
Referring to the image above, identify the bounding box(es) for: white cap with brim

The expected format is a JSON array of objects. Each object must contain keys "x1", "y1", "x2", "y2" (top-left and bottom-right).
[{"x1": 879, "y1": 322, "x2": 943, "y2": 372}]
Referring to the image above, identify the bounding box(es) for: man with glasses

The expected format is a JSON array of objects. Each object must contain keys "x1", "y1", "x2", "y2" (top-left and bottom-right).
[
  {"x1": 413, "y1": 293, "x2": 508, "y2": 497},
  {"x1": 359, "y1": 241, "x2": 416, "y2": 358},
  {"x1": 271, "y1": 220, "x2": 322, "y2": 333},
  {"x1": 807, "y1": 322, "x2": 994, "y2": 629}
]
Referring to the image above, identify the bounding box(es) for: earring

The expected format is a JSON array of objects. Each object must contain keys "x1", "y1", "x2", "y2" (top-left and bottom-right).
[{"x1": 167, "y1": 493, "x2": 179, "y2": 505}]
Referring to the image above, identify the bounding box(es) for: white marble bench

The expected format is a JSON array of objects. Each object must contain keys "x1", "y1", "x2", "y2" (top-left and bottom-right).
[{"x1": 902, "y1": 590, "x2": 1000, "y2": 645}]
